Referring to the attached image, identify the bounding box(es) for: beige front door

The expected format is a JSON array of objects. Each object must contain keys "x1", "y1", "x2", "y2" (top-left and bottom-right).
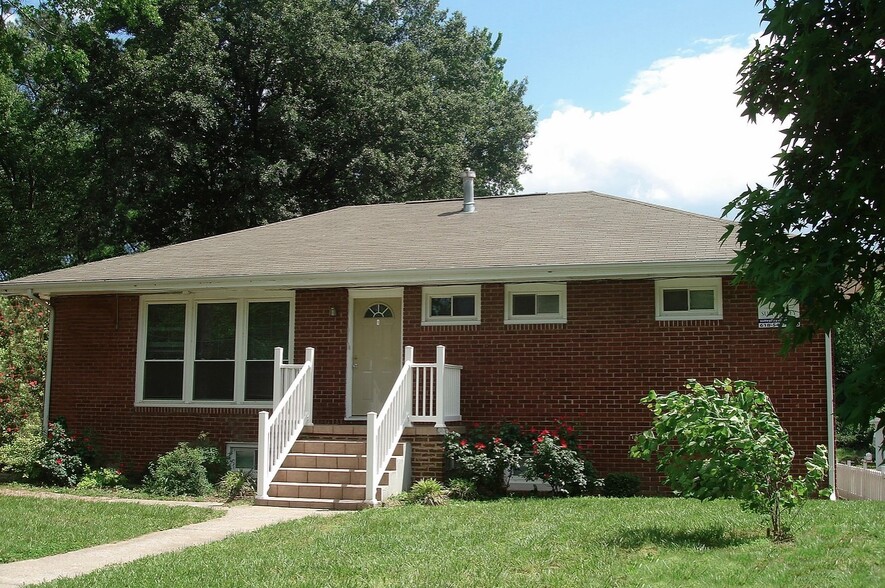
[{"x1": 351, "y1": 297, "x2": 402, "y2": 416}]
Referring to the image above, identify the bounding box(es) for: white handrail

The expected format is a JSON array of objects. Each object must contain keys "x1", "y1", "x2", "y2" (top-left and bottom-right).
[
  {"x1": 257, "y1": 347, "x2": 314, "y2": 500},
  {"x1": 411, "y1": 345, "x2": 461, "y2": 425},
  {"x1": 365, "y1": 347, "x2": 414, "y2": 504}
]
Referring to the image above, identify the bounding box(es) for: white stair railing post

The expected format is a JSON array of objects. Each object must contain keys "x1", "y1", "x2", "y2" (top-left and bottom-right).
[
  {"x1": 272, "y1": 347, "x2": 284, "y2": 409},
  {"x1": 365, "y1": 411, "x2": 377, "y2": 504},
  {"x1": 305, "y1": 347, "x2": 315, "y2": 426},
  {"x1": 435, "y1": 345, "x2": 446, "y2": 427},
  {"x1": 257, "y1": 411, "x2": 269, "y2": 499}
]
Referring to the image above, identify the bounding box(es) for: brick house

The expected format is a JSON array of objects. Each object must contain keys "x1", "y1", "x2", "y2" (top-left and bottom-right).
[{"x1": 1, "y1": 183, "x2": 832, "y2": 508}]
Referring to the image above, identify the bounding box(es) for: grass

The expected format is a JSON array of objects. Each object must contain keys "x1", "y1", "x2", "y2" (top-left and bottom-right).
[
  {"x1": 0, "y1": 495, "x2": 223, "y2": 563},
  {"x1": 0, "y1": 481, "x2": 224, "y2": 502},
  {"x1": 35, "y1": 497, "x2": 885, "y2": 588}
]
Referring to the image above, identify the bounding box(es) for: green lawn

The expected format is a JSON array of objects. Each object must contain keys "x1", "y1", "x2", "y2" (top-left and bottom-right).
[
  {"x1": 36, "y1": 497, "x2": 885, "y2": 588},
  {"x1": 0, "y1": 496, "x2": 223, "y2": 563}
]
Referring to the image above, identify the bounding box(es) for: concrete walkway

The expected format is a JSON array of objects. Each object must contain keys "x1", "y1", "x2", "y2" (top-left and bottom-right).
[{"x1": 0, "y1": 492, "x2": 336, "y2": 587}]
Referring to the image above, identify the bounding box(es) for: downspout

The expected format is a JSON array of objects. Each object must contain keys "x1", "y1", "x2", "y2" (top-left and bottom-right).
[
  {"x1": 825, "y1": 331, "x2": 836, "y2": 500},
  {"x1": 25, "y1": 290, "x2": 54, "y2": 434}
]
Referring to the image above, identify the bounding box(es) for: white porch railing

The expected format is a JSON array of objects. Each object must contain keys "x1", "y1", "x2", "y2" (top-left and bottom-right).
[
  {"x1": 365, "y1": 347, "x2": 414, "y2": 504},
  {"x1": 257, "y1": 347, "x2": 314, "y2": 500},
  {"x1": 411, "y1": 345, "x2": 462, "y2": 426},
  {"x1": 365, "y1": 345, "x2": 461, "y2": 504}
]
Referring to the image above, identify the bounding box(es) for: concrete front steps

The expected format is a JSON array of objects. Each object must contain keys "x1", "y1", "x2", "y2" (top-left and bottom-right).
[{"x1": 255, "y1": 425, "x2": 410, "y2": 511}]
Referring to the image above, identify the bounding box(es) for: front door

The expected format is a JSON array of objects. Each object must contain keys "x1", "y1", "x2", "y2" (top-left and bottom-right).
[{"x1": 351, "y1": 297, "x2": 402, "y2": 416}]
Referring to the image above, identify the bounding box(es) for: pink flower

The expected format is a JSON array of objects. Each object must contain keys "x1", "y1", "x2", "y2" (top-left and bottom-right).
[
  {"x1": 560, "y1": 440, "x2": 568, "y2": 448},
  {"x1": 474, "y1": 442, "x2": 486, "y2": 451},
  {"x1": 459, "y1": 439, "x2": 468, "y2": 447},
  {"x1": 55, "y1": 458, "x2": 63, "y2": 465},
  {"x1": 493, "y1": 437, "x2": 502, "y2": 444}
]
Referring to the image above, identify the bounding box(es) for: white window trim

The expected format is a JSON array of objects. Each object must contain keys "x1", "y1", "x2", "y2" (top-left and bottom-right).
[
  {"x1": 226, "y1": 442, "x2": 258, "y2": 474},
  {"x1": 421, "y1": 285, "x2": 481, "y2": 326},
  {"x1": 135, "y1": 292, "x2": 295, "y2": 408},
  {"x1": 655, "y1": 277, "x2": 723, "y2": 320},
  {"x1": 504, "y1": 283, "x2": 567, "y2": 325}
]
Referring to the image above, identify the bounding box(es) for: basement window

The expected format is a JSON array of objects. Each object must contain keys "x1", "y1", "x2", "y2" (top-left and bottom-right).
[
  {"x1": 227, "y1": 443, "x2": 258, "y2": 473},
  {"x1": 422, "y1": 285, "x2": 481, "y2": 326},
  {"x1": 655, "y1": 278, "x2": 723, "y2": 320},
  {"x1": 504, "y1": 283, "x2": 567, "y2": 324}
]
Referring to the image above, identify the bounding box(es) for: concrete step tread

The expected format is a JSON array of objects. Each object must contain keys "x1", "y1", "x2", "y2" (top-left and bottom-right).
[
  {"x1": 255, "y1": 496, "x2": 369, "y2": 511},
  {"x1": 270, "y1": 481, "x2": 371, "y2": 490},
  {"x1": 278, "y1": 466, "x2": 370, "y2": 474}
]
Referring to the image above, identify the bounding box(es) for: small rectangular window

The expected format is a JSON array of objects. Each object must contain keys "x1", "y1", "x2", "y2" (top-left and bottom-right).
[
  {"x1": 656, "y1": 278, "x2": 723, "y2": 320},
  {"x1": 227, "y1": 443, "x2": 258, "y2": 473},
  {"x1": 504, "y1": 284, "x2": 567, "y2": 324},
  {"x1": 422, "y1": 286, "x2": 481, "y2": 325}
]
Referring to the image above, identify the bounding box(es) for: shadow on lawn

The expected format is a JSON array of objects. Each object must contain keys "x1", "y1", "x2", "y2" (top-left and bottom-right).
[{"x1": 607, "y1": 525, "x2": 756, "y2": 550}]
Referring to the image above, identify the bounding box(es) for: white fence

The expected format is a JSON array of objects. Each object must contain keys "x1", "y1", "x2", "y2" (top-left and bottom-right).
[{"x1": 836, "y1": 463, "x2": 885, "y2": 501}]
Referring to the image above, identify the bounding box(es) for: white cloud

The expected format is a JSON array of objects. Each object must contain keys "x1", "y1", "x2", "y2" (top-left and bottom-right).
[{"x1": 519, "y1": 37, "x2": 783, "y2": 218}]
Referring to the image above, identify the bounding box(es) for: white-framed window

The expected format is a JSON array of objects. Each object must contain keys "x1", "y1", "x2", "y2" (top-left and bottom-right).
[
  {"x1": 226, "y1": 442, "x2": 258, "y2": 473},
  {"x1": 421, "y1": 285, "x2": 481, "y2": 326},
  {"x1": 504, "y1": 283, "x2": 567, "y2": 324},
  {"x1": 136, "y1": 293, "x2": 294, "y2": 406},
  {"x1": 655, "y1": 277, "x2": 723, "y2": 320}
]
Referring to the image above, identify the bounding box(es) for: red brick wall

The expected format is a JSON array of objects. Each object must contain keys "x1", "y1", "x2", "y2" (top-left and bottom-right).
[
  {"x1": 49, "y1": 295, "x2": 261, "y2": 475},
  {"x1": 400, "y1": 280, "x2": 828, "y2": 492},
  {"x1": 293, "y1": 289, "x2": 349, "y2": 423},
  {"x1": 49, "y1": 279, "x2": 829, "y2": 491}
]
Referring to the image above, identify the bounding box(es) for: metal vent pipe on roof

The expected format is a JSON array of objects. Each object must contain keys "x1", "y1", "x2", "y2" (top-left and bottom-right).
[{"x1": 461, "y1": 168, "x2": 476, "y2": 213}]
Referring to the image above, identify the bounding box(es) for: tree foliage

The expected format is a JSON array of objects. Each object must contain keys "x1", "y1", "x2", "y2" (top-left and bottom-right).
[
  {"x1": 723, "y1": 1, "x2": 885, "y2": 427},
  {"x1": 0, "y1": 0, "x2": 536, "y2": 278},
  {"x1": 630, "y1": 379, "x2": 828, "y2": 542},
  {"x1": 0, "y1": 295, "x2": 48, "y2": 449}
]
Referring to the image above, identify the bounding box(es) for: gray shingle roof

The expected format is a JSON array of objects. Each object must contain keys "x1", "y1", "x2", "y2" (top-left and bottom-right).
[{"x1": 1, "y1": 191, "x2": 738, "y2": 295}]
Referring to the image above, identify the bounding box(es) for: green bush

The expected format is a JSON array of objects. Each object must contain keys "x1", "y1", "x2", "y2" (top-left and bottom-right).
[
  {"x1": 602, "y1": 472, "x2": 641, "y2": 497},
  {"x1": 0, "y1": 418, "x2": 94, "y2": 486},
  {"x1": 77, "y1": 466, "x2": 127, "y2": 490},
  {"x1": 143, "y1": 443, "x2": 214, "y2": 497},
  {"x1": 403, "y1": 478, "x2": 449, "y2": 506},
  {"x1": 446, "y1": 478, "x2": 478, "y2": 500},
  {"x1": 523, "y1": 433, "x2": 587, "y2": 495},
  {"x1": 217, "y1": 469, "x2": 256, "y2": 502},
  {"x1": 630, "y1": 379, "x2": 828, "y2": 541},
  {"x1": 0, "y1": 417, "x2": 44, "y2": 480},
  {"x1": 192, "y1": 433, "x2": 228, "y2": 484}
]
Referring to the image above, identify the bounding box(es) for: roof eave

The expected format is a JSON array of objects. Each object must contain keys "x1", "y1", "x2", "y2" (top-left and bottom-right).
[{"x1": 0, "y1": 260, "x2": 736, "y2": 298}]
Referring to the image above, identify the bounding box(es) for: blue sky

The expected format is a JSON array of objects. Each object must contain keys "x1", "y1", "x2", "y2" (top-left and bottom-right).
[{"x1": 438, "y1": 1, "x2": 778, "y2": 218}]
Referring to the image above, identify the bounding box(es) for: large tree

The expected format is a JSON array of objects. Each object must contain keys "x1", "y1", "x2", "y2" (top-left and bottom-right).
[
  {"x1": 0, "y1": 0, "x2": 536, "y2": 278},
  {"x1": 724, "y1": 0, "x2": 885, "y2": 428}
]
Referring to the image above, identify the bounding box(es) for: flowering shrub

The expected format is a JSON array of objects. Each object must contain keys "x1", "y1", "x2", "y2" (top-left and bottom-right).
[
  {"x1": 445, "y1": 420, "x2": 594, "y2": 496},
  {"x1": 444, "y1": 429, "x2": 523, "y2": 494},
  {"x1": 0, "y1": 418, "x2": 94, "y2": 486},
  {"x1": 524, "y1": 431, "x2": 588, "y2": 495},
  {"x1": 0, "y1": 297, "x2": 47, "y2": 450}
]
